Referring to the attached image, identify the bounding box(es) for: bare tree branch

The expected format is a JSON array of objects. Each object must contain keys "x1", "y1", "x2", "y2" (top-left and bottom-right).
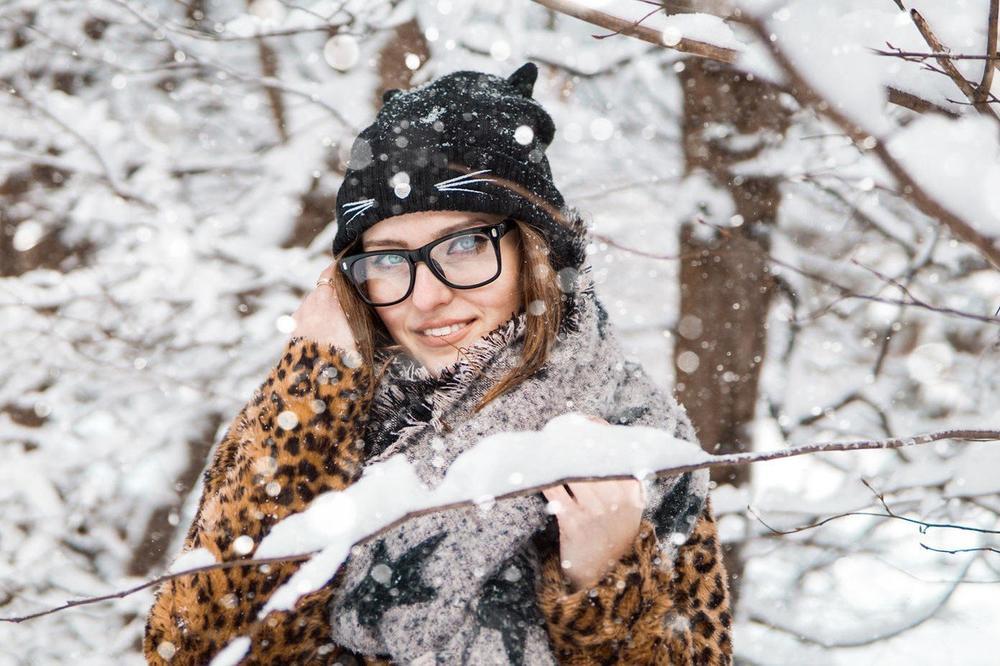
[
  {"x1": 909, "y1": 8, "x2": 1000, "y2": 121},
  {"x1": 750, "y1": 495, "x2": 1000, "y2": 537},
  {"x1": 0, "y1": 81, "x2": 154, "y2": 208},
  {"x1": 887, "y1": 85, "x2": 959, "y2": 116},
  {"x1": 872, "y1": 48, "x2": 1000, "y2": 61}
]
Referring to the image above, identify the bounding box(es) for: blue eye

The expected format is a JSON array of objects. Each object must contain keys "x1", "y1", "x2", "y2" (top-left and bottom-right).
[
  {"x1": 371, "y1": 254, "x2": 406, "y2": 269},
  {"x1": 447, "y1": 234, "x2": 487, "y2": 255}
]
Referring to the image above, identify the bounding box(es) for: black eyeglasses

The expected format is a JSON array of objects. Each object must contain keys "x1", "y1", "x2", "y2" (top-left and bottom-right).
[{"x1": 339, "y1": 217, "x2": 517, "y2": 307}]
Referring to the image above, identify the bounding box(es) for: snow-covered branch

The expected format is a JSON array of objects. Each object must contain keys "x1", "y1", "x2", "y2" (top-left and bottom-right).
[
  {"x1": 529, "y1": 0, "x2": 740, "y2": 63},
  {"x1": 3, "y1": 414, "x2": 995, "y2": 624}
]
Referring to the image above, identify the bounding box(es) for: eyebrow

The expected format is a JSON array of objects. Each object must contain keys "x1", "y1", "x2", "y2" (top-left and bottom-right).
[{"x1": 364, "y1": 218, "x2": 491, "y2": 249}]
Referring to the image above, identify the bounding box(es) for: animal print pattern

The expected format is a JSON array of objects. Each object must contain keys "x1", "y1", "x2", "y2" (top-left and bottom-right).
[
  {"x1": 143, "y1": 337, "x2": 376, "y2": 665},
  {"x1": 144, "y1": 336, "x2": 732, "y2": 664},
  {"x1": 537, "y1": 500, "x2": 733, "y2": 665}
]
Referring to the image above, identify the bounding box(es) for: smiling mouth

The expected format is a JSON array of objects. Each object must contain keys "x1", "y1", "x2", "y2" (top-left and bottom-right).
[{"x1": 417, "y1": 319, "x2": 475, "y2": 341}]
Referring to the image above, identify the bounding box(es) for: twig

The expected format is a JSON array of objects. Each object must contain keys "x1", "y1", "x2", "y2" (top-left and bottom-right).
[
  {"x1": 910, "y1": 9, "x2": 1000, "y2": 121},
  {"x1": 976, "y1": 0, "x2": 1000, "y2": 104},
  {"x1": 921, "y1": 544, "x2": 1000, "y2": 555},
  {"x1": 3, "y1": 426, "x2": 998, "y2": 623},
  {"x1": 887, "y1": 86, "x2": 959, "y2": 116},
  {"x1": 750, "y1": 500, "x2": 1000, "y2": 537},
  {"x1": 0, "y1": 553, "x2": 314, "y2": 624},
  {"x1": 872, "y1": 48, "x2": 1000, "y2": 61}
]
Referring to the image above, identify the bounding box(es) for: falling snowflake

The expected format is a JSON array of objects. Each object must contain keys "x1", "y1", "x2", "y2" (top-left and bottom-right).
[
  {"x1": 276, "y1": 410, "x2": 299, "y2": 430},
  {"x1": 232, "y1": 535, "x2": 255, "y2": 555}
]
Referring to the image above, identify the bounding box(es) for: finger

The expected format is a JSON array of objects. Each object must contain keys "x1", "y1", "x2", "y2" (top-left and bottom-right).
[
  {"x1": 579, "y1": 479, "x2": 625, "y2": 501},
  {"x1": 565, "y1": 481, "x2": 605, "y2": 511},
  {"x1": 540, "y1": 485, "x2": 574, "y2": 516},
  {"x1": 541, "y1": 484, "x2": 573, "y2": 504}
]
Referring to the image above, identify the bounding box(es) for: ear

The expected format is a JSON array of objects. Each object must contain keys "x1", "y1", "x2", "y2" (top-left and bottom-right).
[
  {"x1": 382, "y1": 88, "x2": 402, "y2": 104},
  {"x1": 506, "y1": 62, "x2": 538, "y2": 98}
]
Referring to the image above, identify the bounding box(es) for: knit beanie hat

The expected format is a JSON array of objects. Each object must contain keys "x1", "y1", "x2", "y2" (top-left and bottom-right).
[{"x1": 332, "y1": 62, "x2": 585, "y2": 273}]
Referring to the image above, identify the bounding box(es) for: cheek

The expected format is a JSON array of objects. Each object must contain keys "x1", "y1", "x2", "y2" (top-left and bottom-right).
[{"x1": 376, "y1": 305, "x2": 409, "y2": 340}]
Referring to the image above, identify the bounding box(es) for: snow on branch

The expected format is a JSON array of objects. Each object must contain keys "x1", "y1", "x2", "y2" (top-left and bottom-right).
[
  {"x1": 529, "y1": 0, "x2": 740, "y2": 63},
  {"x1": 3, "y1": 413, "x2": 996, "y2": 624}
]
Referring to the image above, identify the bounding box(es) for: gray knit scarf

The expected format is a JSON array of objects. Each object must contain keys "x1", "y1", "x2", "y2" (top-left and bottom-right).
[{"x1": 327, "y1": 267, "x2": 710, "y2": 665}]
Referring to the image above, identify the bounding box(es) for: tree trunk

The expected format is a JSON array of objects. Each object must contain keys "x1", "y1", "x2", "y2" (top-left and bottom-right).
[{"x1": 675, "y1": 56, "x2": 789, "y2": 607}]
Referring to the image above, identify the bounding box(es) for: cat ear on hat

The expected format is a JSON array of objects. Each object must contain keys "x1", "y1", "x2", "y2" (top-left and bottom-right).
[
  {"x1": 507, "y1": 62, "x2": 556, "y2": 147},
  {"x1": 506, "y1": 62, "x2": 538, "y2": 98}
]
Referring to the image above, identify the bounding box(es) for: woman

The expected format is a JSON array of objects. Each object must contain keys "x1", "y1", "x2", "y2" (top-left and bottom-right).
[{"x1": 144, "y1": 62, "x2": 732, "y2": 665}]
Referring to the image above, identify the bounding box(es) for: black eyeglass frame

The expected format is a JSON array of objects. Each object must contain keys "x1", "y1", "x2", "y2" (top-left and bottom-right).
[{"x1": 338, "y1": 216, "x2": 517, "y2": 307}]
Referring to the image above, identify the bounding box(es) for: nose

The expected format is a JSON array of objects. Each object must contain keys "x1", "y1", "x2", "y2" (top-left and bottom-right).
[{"x1": 410, "y1": 261, "x2": 454, "y2": 311}]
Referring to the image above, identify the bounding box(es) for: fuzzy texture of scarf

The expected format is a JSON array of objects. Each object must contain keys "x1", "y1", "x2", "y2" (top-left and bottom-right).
[{"x1": 327, "y1": 267, "x2": 710, "y2": 665}]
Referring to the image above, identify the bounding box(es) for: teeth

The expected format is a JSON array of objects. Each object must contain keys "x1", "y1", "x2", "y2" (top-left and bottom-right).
[{"x1": 421, "y1": 322, "x2": 469, "y2": 337}]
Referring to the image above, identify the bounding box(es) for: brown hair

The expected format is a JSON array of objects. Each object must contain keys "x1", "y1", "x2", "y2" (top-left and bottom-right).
[{"x1": 332, "y1": 217, "x2": 564, "y2": 413}]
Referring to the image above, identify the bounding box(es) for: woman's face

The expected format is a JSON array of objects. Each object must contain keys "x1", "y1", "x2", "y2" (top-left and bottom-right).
[{"x1": 360, "y1": 210, "x2": 522, "y2": 375}]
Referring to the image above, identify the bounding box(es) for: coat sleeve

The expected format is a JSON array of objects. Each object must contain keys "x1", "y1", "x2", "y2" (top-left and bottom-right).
[
  {"x1": 536, "y1": 498, "x2": 733, "y2": 665},
  {"x1": 143, "y1": 336, "x2": 377, "y2": 665}
]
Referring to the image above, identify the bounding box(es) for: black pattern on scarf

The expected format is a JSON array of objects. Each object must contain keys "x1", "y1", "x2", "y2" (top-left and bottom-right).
[
  {"x1": 651, "y1": 472, "x2": 705, "y2": 539},
  {"x1": 473, "y1": 550, "x2": 545, "y2": 665},
  {"x1": 340, "y1": 532, "x2": 448, "y2": 628}
]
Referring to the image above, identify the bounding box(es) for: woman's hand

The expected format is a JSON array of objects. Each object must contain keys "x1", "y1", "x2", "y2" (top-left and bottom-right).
[
  {"x1": 290, "y1": 263, "x2": 358, "y2": 353},
  {"x1": 541, "y1": 417, "x2": 646, "y2": 592}
]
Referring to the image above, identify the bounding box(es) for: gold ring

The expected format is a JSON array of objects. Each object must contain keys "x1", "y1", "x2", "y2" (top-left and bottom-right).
[{"x1": 315, "y1": 277, "x2": 335, "y2": 289}]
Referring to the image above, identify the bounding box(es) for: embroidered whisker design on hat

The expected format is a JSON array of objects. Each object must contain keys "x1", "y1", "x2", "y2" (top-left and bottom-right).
[
  {"x1": 433, "y1": 169, "x2": 496, "y2": 196},
  {"x1": 342, "y1": 197, "x2": 376, "y2": 224}
]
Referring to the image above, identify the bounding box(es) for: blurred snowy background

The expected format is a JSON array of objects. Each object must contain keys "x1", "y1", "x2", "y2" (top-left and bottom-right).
[{"x1": 0, "y1": 0, "x2": 998, "y2": 663}]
